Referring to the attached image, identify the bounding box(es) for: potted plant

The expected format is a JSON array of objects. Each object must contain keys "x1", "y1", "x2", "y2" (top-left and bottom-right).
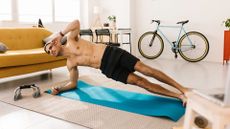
[
  {"x1": 108, "y1": 15, "x2": 116, "y2": 22},
  {"x1": 223, "y1": 18, "x2": 230, "y2": 63},
  {"x1": 224, "y1": 18, "x2": 230, "y2": 30},
  {"x1": 108, "y1": 15, "x2": 116, "y2": 28}
]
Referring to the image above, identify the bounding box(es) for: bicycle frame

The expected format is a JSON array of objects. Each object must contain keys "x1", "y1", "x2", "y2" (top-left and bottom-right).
[{"x1": 154, "y1": 24, "x2": 193, "y2": 50}]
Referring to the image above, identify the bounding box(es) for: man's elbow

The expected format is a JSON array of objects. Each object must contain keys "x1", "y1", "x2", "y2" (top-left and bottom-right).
[
  {"x1": 74, "y1": 19, "x2": 80, "y2": 24},
  {"x1": 72, "y1": 20, "x2": 80, "y2": 28},
  {"x1": 70, "y1": 82, "x2": 77, "y2": 89}
]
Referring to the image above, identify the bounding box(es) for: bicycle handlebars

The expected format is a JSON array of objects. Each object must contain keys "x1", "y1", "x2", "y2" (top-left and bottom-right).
[
  {"x1": 151, "y1": 20, "x2": 161, "y2": 25},
  {"x1": 151, "y1": 20, "x2": 189, "y2": 26}
]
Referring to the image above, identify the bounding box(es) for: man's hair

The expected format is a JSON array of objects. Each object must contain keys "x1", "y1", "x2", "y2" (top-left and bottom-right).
[
  {"x1": 44, "y1": 42, "x2": 51, "y2": 54},
  {"x1": 43, "y1": 32, "x2": 68, "y2": 54}
]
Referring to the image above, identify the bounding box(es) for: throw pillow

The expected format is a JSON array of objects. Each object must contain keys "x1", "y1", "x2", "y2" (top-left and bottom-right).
[
  {"x1": 0, "y1": 42, "x2": 8, "y2": 53},
  {"x1": 38, "y1": 18, "x2": 44, "y2": 28}
]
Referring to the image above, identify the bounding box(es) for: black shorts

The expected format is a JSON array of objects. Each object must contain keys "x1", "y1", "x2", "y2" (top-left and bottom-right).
[{"x1": 100, "y1": 46, "x2": 140, "y2": 84}]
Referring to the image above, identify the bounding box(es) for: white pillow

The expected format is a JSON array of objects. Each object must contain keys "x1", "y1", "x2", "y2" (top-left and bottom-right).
[{"x1": 0, "y1": 42, "x2": 8, "y2": 53}]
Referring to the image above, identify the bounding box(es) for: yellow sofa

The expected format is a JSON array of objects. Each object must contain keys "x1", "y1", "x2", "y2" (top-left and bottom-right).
[{"x1": 0, "y1": 28, "x2": 66, "y2": 78}]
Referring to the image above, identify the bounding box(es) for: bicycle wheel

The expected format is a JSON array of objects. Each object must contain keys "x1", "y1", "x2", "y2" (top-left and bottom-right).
[
  {"x1": 178, "y1": 31, "x2": 209, "y2": 62},
  {"x1": 138, "y1": 31, "x2": 164, "y2": 59}
]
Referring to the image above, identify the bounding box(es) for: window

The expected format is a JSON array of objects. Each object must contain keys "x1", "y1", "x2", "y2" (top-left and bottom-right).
[
  {"x1": 18, "y1": 0, "x2": 52, "y2": 22},
  {"x1": 0, "y1": 0, "x2": 12, "y2": 20},
  {"x1": 54, "y1": 0, "x2": 80, "y2": 22},
  {"x1": 18, "y1": 0, "x2": 80, "y2": 23}
]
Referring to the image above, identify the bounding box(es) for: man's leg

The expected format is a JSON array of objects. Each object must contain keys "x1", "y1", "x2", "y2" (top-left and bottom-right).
[
  {"x1": 134, "y1": 61, "x2": 188, "y2": 94},
  {"x1": 127, "y1": 73, "x2": 186, "y2": 103}
]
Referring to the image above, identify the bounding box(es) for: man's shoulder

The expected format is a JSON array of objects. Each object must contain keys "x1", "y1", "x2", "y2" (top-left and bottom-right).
[
  {"x1": 66, "y1": 37, "x2": 89, "y2": 45},
  {"x1": 66, "y1": 57, "x2": 77, "y2": 68}
]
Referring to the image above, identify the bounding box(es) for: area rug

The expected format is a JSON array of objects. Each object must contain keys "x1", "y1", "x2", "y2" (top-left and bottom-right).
[
  {"x1": 0, "y1": 77, "x2": 184, "y2": 129},
  {"x1": 51, "y1": 80, "x2": 185, "y2": 121}
]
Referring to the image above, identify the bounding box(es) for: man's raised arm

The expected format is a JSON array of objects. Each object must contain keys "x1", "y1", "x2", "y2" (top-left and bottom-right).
[
  {"x1": 50, "y1": 19, "x2": 80, "y2": 44},
  {"x1": 61, "y1": 19, "x2": 80, "y2": 40}
]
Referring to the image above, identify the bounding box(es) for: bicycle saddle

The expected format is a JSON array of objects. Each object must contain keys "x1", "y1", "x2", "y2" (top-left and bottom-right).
[
  {"x1": 14, "y1": 84, "x2": 41, "y2": 101},
  {"x1": 177, "y1": 20, "x2": 189, "y2": 25},
  {"x1": 151, "y1": 20, "x2": 161, "y2": 25}
]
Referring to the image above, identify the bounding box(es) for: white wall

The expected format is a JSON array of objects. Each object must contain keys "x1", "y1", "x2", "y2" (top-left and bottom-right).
[
  {"x1": 1, "y1": 0, "x2": 229, "y2": 62},
  {"x1": 85, "y1": 0, "x2": 130, "y2": 28},
  {"x1": 99, "y1": 0, "x2": 130, "y2": 28},
  {"x1": 133, "y1": 0, "x2": 230, "y2": 62}
]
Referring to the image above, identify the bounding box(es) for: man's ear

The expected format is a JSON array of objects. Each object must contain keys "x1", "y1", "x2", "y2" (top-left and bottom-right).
[
  {"x1": 49, "y1": 41, "x2": 55, "y2": 46},
  {"x1": 52, "y1": 40, "x2": 59, "y2": 46},
  {"x1": 53, "y1": 41, "x2": 58, "y2": 45}
]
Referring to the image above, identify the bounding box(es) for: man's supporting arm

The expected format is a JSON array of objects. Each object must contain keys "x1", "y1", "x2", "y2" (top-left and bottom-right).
[{"x1": 51, "y1": 66, "x2": 79, "y2": 95}]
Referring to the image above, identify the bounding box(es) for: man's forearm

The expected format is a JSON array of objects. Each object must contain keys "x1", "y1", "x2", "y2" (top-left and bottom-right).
[
  {"x1": 57, "y1": 82, "x2": 77, "y2": 92},
  {"x1": 61, "y1": 20, "x2": 80, "y2": 35}
]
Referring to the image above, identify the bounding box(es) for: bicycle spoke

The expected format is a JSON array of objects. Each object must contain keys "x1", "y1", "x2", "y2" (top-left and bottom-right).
[{"x1": 179, "y1": 45, "x2": 194, "y2": 52}]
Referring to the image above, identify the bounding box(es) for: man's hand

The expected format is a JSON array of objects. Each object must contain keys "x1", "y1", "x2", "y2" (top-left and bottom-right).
[
  {"x1": 44, "y1": 81, "x2": 77, "y2": 95},
  {"x1": 44, "y1": 86, "x2": 60, "y2": 95},
  {"x1": 51, "y1": 87, "x2": 60, "y2": 95},
  {"x1": 50, "y1": 32, "x2": 64, "y2": 45}
]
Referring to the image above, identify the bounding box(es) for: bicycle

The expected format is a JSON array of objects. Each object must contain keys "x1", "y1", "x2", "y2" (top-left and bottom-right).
[{"x1": 138, "y1": 20, "x2": 209, "y2": 62}]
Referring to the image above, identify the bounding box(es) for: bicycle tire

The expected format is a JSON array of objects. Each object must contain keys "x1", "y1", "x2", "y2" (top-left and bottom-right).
[
  {"x1": 138, "y1": 31, "x2": 164, "y2": 59},
  {"x1": 178, "y1": 31, "x2": 209, "y2": 62}
]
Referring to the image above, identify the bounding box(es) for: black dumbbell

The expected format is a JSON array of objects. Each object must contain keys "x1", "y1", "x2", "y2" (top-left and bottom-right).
[{"x1": 14, "y1": 84, "x2": 40, "y2": 101}]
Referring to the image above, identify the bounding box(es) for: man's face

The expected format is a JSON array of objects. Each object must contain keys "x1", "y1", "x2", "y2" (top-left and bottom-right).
[{"x1": 44, "y1": 40, "x2": 62, "y2": 57}]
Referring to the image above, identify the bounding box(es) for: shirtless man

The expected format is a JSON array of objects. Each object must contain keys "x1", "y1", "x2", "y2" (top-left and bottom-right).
[{"x1": 44, "y1": 19, "x2": 188, "y2": 105}]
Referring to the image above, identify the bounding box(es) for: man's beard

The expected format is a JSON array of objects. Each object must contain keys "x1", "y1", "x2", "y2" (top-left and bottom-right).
[
  {"x1": 55, "y1": 47, "x2": 64, "y2": 57},
  {"x1": 56, "y1": 51, "x2": 62, "y2": 57}
]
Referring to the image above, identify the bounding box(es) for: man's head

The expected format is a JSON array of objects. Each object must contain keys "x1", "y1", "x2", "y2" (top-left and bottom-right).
[
  {"x1": 43, "y1": 31, "x2": 65, "y2": 56},
  {"x1": 44, "y1": 39, "x2": 62, "y2": 57}
]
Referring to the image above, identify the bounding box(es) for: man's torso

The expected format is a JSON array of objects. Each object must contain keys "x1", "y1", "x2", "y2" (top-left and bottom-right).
[{"x1": 66, "y1": 38, "x2": 106, "y2": 69}]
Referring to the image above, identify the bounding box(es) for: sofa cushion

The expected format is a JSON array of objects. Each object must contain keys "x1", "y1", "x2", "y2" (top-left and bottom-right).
[
  {"x1": 0, "y1": 28, "x2": 52, "y2": 50},
  {"x1": 0, "y1": 42, "x2": 8, "y2": 53},
  {"x1": 0, "y1": 48, "x2": 65, "y2": 68}
]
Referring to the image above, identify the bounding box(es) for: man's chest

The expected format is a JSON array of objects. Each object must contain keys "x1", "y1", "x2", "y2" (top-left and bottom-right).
[{"x1": 67, "y1": 55, "x2": 91, "y2": 67}]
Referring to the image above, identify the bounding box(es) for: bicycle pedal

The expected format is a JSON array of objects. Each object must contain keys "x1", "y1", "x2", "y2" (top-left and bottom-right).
[{"x1": 174, "y1": 54, "x2": 178, "y2": 58}]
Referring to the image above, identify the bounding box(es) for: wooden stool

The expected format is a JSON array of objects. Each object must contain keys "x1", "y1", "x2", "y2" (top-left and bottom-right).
[{"x1": 183, "y1": 92, "x2": 230, "y2": 129}]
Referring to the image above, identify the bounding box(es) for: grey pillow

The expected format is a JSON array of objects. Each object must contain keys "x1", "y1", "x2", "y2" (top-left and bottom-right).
[{"x1": 0, "y1": 42, "x2": 8, "y2": 53}]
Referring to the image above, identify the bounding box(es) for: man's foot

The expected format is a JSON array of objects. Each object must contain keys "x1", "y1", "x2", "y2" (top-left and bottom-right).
[{"x1": 179, "y1": 94, "x2": 187, "y2": 107}]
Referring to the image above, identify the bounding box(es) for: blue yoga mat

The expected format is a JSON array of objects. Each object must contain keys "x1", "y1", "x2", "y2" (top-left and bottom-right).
[{"x1": 54, "y1": 80, "x2": 185, "y2": 121}]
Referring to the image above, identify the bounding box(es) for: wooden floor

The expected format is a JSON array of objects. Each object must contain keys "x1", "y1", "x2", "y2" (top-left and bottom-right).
[{"x1": 0, "y1": 57, "x2": 228, "y2": 129}]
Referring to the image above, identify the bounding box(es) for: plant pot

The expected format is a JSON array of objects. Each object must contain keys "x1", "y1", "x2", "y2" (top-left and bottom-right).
[
  {"x1": 224, "y1": 30, "x2": 230, "y2": 63},
  {"x1": 103, "y1": 23, "x2": 109, "y2": 27},
  {"x1": 109, "y1": 21, "x2": 116, "y2": 29}
]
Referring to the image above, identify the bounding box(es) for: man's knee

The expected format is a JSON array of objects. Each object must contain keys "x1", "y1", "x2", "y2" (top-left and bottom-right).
[
  {"x1": 127, "y1": 73, "x2": 145, "y2": 85},
  {"x1": 132, "y1": 76, "x2": 148, "y2": 86},
  {"x1": 136, "y1": 78, "x2": 147, "y2": 86}
]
